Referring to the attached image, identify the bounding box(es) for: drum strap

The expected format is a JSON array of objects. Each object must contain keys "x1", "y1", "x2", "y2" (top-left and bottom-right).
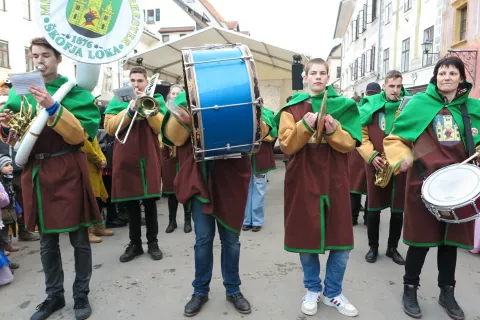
[
  {"x1": 460, "y1": 103, "x2": 475, "y2": 157},
  {"x1": 415, "y1": 103, "x2": 474, "y2": 181}
]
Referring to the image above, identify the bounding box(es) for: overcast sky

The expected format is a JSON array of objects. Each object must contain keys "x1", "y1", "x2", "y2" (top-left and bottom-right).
[{"x1": 208, "y1": 0, "x2": 342, "y2": 58}]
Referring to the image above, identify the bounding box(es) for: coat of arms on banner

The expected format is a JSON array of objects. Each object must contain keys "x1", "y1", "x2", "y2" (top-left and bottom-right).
[{"x1": 36, "y1": 0, "x2": 144, "y2": 64}]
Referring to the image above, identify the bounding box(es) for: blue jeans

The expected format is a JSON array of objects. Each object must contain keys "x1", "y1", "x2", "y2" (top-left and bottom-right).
[
  {"x1": 243, "y1": 172, "x2": 267, "y2": 227},
  {"x1": 299, "y1": 250, "x2": 350, "y2": 298},
  {"x1": 191, "y1": 198, "x2": 241, "y2": 296}
]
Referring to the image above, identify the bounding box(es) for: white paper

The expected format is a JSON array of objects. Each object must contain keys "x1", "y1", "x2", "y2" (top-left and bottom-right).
[
  {"x1": 9, "y1": 71, "x2": 46, "y2": 95},
  {"x1": 113, "y1": 85, "x2": 137, "y2": 103}
]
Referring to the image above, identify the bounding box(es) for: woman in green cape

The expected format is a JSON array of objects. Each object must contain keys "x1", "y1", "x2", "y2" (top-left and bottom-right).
[{"x1": 384, "y1": 56, "x2": 480, "y2": 320}]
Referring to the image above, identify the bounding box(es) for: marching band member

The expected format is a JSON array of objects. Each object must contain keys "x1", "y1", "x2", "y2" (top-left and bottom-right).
[
  {"x1": 357, "y1": 72, "x2": 409, "y2": 265},
  {"x1": 160, "y1": 91, "x2": 275, "y2": 317},
  {"x1": 104, "y1": 66, "x2": 166, "y2": 263},
  {"x1": 0, "y1": 37, "x2": 101, "y2": 320},
  {"x1": 162, "y1": 84, "x2": 192, "y2": 234},
  {"x1": 384, "y1": 56, "x2": 480, "y2": 320},
  {"x1": 242, "y1": 107, "x2": 277, "y2": 232},
  {"x1": 348, "y1": 84, "x2": 381, "y2": 226},
  {"x1": 276, "y1": 58, "x2": 360, "y2": 317}
]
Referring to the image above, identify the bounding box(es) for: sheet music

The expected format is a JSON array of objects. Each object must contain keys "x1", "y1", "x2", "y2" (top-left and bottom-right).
[
  {"x1": 9, "y1": 71, "x2": 46, "y2": 95},
  {"x1": 113, "y1": 85, "x2": 137, "y2": 103}
]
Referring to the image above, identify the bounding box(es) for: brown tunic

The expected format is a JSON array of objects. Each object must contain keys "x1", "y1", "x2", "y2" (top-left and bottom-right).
[
  {"x1": 174, "y1": 143, "x2": 251, "y2": 234},
  {"x1": 111, "y1": 120, "x2": 162, "y2": 202},
  {"x1": 365, "y1": 109, "x2": 406, "y2": 212},
  {"x1": 348, "y1": 150, "x2": 367, "y2": 194},
  {"x1": 252, "y1": 141, "x2": 276, "y2": 174},
  {"x1": 22, "y1": 126, "x2": 102, "y2": 233},
  {"x1": 403, "y1": 108, "x2": 474, "y2": 248},
  {"x1": 160, "y1": 147, "x2": 178, "y2": 195},
  {"x1": 283, "y1": 102, "x2": 354, "y2": 253}
]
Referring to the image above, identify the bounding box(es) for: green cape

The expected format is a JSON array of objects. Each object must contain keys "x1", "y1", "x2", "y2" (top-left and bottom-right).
[
  {"x1": 391, "y1": 82, "x2": 480, "y2": 149},
  {"x1": 274, "y1": 85, "x2": 362, "y2": 143},
  {"x1": 105, "y1": 93, "x2": 167, "y2": 116},
  {"x1": 2, "y1": 76, "x2": 100, "y2": 140},
  {"x1": 262, "y1": 107, "x2": 277, "y2": 138},
  {"x1": 359, "y1": 86, "x2": 410, "y2": 133}
]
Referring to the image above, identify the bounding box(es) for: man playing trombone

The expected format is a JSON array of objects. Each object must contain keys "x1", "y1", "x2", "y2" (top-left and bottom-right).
[{"x1": 104, "y1": 66, "x2": 165, "y2": 263}]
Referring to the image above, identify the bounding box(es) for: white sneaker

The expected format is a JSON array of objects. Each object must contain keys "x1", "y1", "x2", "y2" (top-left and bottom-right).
[
  {"x1": 322, "y1": 293, "x2": 359, "y2": 317},
  {"x1": 301, "y1": 290, "x2": 320, "y2": 316}
]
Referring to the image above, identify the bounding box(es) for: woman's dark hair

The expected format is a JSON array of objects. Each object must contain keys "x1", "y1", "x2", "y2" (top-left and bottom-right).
[{"x1": 430, "y1": 56, "x2": 467, "y2": 85}]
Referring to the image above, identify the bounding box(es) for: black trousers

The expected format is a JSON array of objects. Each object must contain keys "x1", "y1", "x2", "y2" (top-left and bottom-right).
[
  {"x1": 351, "y1": 194, "x2": 368, "y2": 219},
  {"x1": 126, "y1": 198, "x2": 158, "y2": 245},
  {"x1": 404, "y1": 245, "x2": 457, "y2": 287},
  {"x1": 367, "y1": 211, "x2": 403, "y2": 248},
  {"x1": 102, "y1": 175, "x2": 118, "y2": 222},
  {"x1": 167, "y1": 194, "x2": 192, "y2": 220}
]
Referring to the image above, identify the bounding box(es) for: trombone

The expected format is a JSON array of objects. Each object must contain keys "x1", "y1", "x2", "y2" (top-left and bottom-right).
[{"x1": 115, "y1": 73, "x2": 160, "y2": 144}]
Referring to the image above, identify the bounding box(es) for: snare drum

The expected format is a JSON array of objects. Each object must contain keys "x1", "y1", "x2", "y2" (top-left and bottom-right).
[
  {"x1": 421, "y1": 163, "x2": 480, "y2": 223},
  {"x1": 181, "y1": 44, "x2": 262, "y2": 161}
]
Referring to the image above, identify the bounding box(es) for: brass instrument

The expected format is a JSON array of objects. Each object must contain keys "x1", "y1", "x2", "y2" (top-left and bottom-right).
[
  {"x1": 374, "y1": 95, "x2": 412, "y2": 188},
  {"x1": 115, "y1": 73, "x2": 160, "y2": 144}
]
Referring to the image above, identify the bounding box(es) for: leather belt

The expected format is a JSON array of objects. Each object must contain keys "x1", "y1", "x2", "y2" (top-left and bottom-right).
[{"x1": 34, "y1": 147, "x2": 80, "y2": 160}]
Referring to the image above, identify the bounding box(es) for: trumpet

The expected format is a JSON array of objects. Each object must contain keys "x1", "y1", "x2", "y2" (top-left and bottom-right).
[{"x1": 115, "y1": 73, "x2": 160, "y2": 144}]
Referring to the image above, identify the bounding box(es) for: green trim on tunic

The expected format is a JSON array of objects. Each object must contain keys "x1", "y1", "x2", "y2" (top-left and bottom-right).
[
  {"x1": 33, "y1": 164, "x2": 103, "y2": 234},
  {"x1": 403, "y1": 224, "x2": 474, "y2": 249},
  {"x1": 111, "y1": 157, "x2": 161, "y2": 202},
  {"x1": 212, "y1": 214, "x2": 240, "y2": 235}
]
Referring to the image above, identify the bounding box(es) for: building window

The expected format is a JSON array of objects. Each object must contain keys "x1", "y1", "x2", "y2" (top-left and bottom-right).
[
  {"x1": 372, "y1": 0, "x2": 377, "y2": 21},
  {"x1": 146, "y1": 9, "x2": 155, "y2": 24},
  {"x1": 351, "y1": 20, "x2": 358, "y2": 42},
  {"x1": 459, "y1": 6, "x2": 467, "y2": 41},
  {"x1": 361, "y1": 54, "x2": 366, "y2": 77},
  {"x1": 401, "y1": 38, "x2": 410, "y2": 72},
  {"x1": 383, "y1": 48, "x2": 390, "y2": 76},
  {"x1": 0, "y1": 41, "x2": 9, "y2": 68},
  {"x1": 422, "y1": 26, "x2": 434, "y2": 67},
  {"x1": 358, "y1": 10, "x2": 366, "y2": 34},
  {"x1": 25, "y1": 47, "x2": 33, "y2": 71},
  {"x1": 336, "y1": 66, "x2": 341, "y2": 79},
  {"x1": 404, "y1": 0, "x2": 412, "y2": 12},
  {"x1": 385, "y1": 1, "x2": 392, "y2": 24},
  {"x1": 162, "y1": 34, "x2": 170, "y2": 42},
  {"x1": 366, "y1": 46, "x2": 376, "y2": 72},
  {"x1": 155, "y1": 8, "x2": 160, "y2": 22},
  {"x1": 23, "y1": 0, "x2": 31, "y2": 20},
  {"x1": 0, "y1": 0, "x2": 5, "y2": 11}
]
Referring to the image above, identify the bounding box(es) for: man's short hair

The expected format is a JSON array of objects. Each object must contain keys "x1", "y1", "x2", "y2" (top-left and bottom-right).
[
  {"x1": 384, "y1": 70, "x2": 403, "y2": 83},
  {"x1": 129, "y1": 66, "x2": 148, "y2": 79},
  {"x1": 305, "y1": 58, "x2": 329, "y2": 75},
  {"x1": 29, "y1": 37, "x2": 61, "y2": 58}
]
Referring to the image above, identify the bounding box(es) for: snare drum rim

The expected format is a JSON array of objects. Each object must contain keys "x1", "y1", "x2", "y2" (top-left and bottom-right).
[{"x1": 421, "y1": 163, "x2": 480, "y2": 208}]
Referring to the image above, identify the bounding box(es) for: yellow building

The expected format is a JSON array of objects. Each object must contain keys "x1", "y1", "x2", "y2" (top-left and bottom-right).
[{"x1": 68, "y1": 0, "x2": 114, "y2": 36}]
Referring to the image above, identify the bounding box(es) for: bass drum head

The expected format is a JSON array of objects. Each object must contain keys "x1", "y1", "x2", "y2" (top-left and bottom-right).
[{"x1": 422, "y1": 163, "x2": 480, "y2": 208}]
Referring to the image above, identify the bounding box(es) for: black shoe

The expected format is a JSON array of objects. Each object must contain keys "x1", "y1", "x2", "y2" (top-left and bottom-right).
[
  {"x1": 242, "y1": 225, "x2": 252, "y2": 231},
  {"x1": 119, "y1": 243, "x2": 144, "y2": 263},
  {"x1": 165, "y1": 220, "x2": 177, "y2": 233},
  {"x1": 74, "y1": 297, "x2": 92, "y2": 320},
  {"x1": 227, "y1": 292, "x2": 251, "y2": 314},
  {"x1": 147, "y1": 242, "x2": 163, "y2": 260},
  {"x1": 251, "y1": 226, "x2": 261, "y2": 232},
  {"x1": 106, "y1": 219, "x2": 127, "y2": 228},
  {"x1": 184, "y1": 294, "x2": 208, "y2": 317},
  {"x1": 31, "y1": 296, "x2": 65, "y2": 320},
  {"x1": 184, "y1": 220, "x2": 192, "y2": 233},
  {"x1": 439, "y1": 286, "x2": 465, "y2": 320},
  {"x1": 365, "y1": 247, "x2": 378, "y2": 263},
  {"x1": 403, "y1": 285, "x2": 422, "y2": 319},
  {"x1": 386, "y1": 247, "x2": 405, "y2": 265}
]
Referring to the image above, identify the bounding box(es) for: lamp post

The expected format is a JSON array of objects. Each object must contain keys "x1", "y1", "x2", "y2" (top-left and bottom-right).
[{"x1": 421, "y1": 41, "x2": 439, "y2": 67}]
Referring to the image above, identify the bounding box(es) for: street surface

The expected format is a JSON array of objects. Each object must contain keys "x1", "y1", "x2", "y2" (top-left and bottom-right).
[{"x1": 1, "y1": 161, "x2": 480, "y2": 320}]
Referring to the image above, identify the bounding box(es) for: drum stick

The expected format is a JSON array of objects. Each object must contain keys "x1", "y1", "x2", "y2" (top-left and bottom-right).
[{"x1": 460, "y1": 151, "x2": 479, "y2": 164}]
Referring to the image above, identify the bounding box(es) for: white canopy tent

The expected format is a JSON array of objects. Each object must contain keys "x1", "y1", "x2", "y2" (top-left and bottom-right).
[{"x1": 126, "y1": 26, "x2": 308, "y2": 111}]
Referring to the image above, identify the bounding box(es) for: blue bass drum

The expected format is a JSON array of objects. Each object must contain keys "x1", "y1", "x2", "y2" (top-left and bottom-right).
[{"x1": 182, "y1": 44, "x2": 262, "y2": 161}]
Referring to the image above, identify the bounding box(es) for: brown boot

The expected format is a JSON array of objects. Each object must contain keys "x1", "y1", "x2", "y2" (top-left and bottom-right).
[
  {"x1": 88, "y1": 228, "x2": 102, "y2": 243},
  {"x1": 93, "y1": 224, "x2": 114, "y2": 237}
]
